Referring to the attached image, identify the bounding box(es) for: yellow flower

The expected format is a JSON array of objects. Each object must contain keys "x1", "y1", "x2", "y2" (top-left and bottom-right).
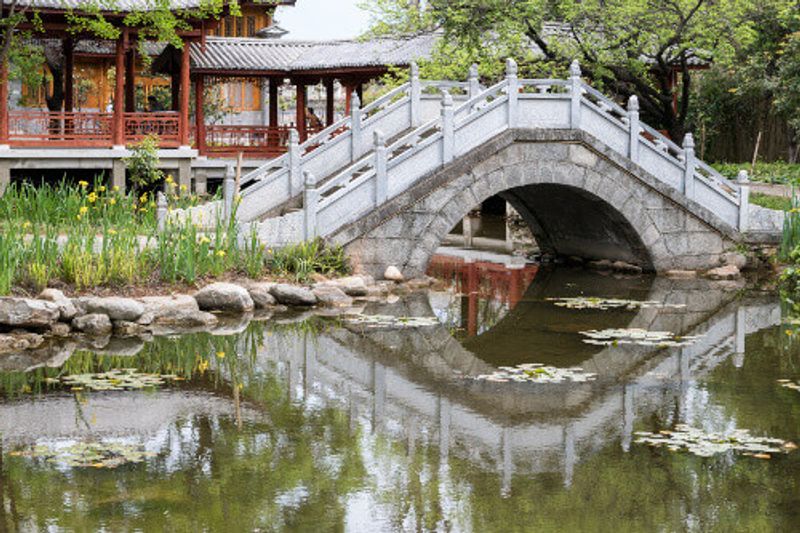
[
  {"x1": 107, "y1": 228, "x2": 117, "y2": 235},
  {"x1": 728, "y1": 87, "x2": 738, "y2": 93},
  {"x1": 79, "y1": 206, "x2": 89, "y2": 215},
  {"x1": 76, "y1": 215, "x2": 82, "y2": 221},
  {"x1": 198, "y1": 359, "x2": 209, "y2": 373},
  {"x1": 78, "y1": 180, "x2": 89, "y2": 188},
  {"x1": 113, "y1": 185, "x2": 120, "y2": 192},
  {"x1": 216, "y1": 250, "x2": 226, "y2": 257},
  {"x1": 180, "y1": 184, "x2": 188, "y2": 192},
  {"x1": 98, "y1": 185, "x2": 106, "y2": 192},
  {"x1": 139, "y1": 193, "x2": 148, "y2": 203},
  {"x1": 87, "y1": 192, "x2": 98, "y2": 203},
  {"x1": 109, "y1": 198, "x2": 117, "y2": 206},
  {"x1": 216, "y1": 351, "x2": 225, "y2": 359},
  {"x1": 165, "y1": 174, "x2": 175, "y2": 184},
  {"x1": 22, "y1": 221, "x2": 31, "y2": 229}
]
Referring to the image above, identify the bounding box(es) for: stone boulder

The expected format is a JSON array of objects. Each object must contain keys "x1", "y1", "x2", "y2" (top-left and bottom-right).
[
  {"x1": 705, "y1": 264, "x2": 741, "y2": 280},
  {"x1": 721, "y1": 251, "x2": 748, "y2": 270},
  {"x1": 245, "y1": 282, "x2": 277, "y2": 308},
  {"x1": 72, "y1": 313, "x2": 113, "y2": 336},
  {"x1": 270, "y1": 284, "x2": 318, "y2": 306},
  {"x1": 151, "y1": 309, "x2": 219, "y2": 329},
  {"x1": 79, "y1": 297, "x2": 145, "y2": 321},
  {"x1": 384, "y1": 265, "x2": 404, "y2": 282},
  {"x1": 333, "y1": 276, "x2": 369, "y2": 297},
  {"x1": 137, "y1": 295, "x2": 199, "y2": 325},
  {"x1": 0, "y1": 332, "x2": 45, "y2": 355},
  {"x1": 0, "y1": 298, "x2": 60, "y2": 328},
  {"x1": 194, "y1": 283, "x2": 254, "y2": 313},
  {"x1": 313, "y1": 286, "x2": 353, "y2": 307},
  {"x1": 37, "y1": 288, "x2": 78, "y2": 321}
]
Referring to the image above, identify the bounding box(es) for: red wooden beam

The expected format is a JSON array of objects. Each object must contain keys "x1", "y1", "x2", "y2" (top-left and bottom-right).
[{"x1": 295, "y1": 81, "x2": 307, "y2": 142}]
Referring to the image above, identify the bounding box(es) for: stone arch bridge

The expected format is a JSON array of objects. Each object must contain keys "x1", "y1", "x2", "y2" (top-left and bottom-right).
[{"x1": 183, "y1": 60, "x2": 783, "y2": 276}]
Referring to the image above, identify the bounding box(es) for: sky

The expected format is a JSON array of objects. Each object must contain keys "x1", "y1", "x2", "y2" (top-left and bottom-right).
[{"x1": 275, "y1": 0, "x2": 373, "y2": 41}]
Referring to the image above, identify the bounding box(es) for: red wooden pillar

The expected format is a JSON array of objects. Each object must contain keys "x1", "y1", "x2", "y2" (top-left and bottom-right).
[
  {"x1": 295, "y1": 81, "x2": 307, "y2": 142},
  {"x1": 113, "y1": 30, "x2": 127, "y2": 146},
  {"x1": 356, "y1": 83, "x2": 364, "y2": 107},
  {"x1": 0, "y1": 55, "x2": 8, "y2": 145},
  {"x1": 64, "y1": 37, "x2": 74, "y2": 112},
  {"x1": 268, "y1": 78, "x2": 279, "y2": 126},
  {"x1": 344, "y1": 85, "x2": 353, "y2": 114},
  {"x1": 125, "y1": 46, "x2": 136, "y2": 112},
  {"x1": 179, "y1": 38, "x2": 191, "y2": 147},
  {"x1": 324, "y1": 78, "x2": 335, "y2": 126},
  {"x1": 194, "y1": 75, "x2": 206, "y2": 154}
]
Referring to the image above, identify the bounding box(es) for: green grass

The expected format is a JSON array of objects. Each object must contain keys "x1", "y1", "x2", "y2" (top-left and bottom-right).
[
  {"x1": 713, "y1": 161, "x2": 800, "y2": 185},
  {"x1": 751, "y1": 193, "x2": 792, "y2": 211},
  {"x1": 0, "y1": 180, "x2": 350, "y2": 295}
]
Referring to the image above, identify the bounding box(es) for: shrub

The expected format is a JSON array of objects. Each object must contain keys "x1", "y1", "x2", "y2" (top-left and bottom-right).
[{"x1": 124, "y1": 134, "x2": 164, "y2": 190}]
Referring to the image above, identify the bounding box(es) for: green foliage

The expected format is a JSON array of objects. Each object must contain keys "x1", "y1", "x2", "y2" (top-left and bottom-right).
[
  {"x1": 363, "y1": 0, "x2": 763, "y2": 138},
  {"x1": 750, "y1": 193, "x2": 792, "y2": 212},
  {"x1": 268, "y1": 240, "x2": 350, "y2": 282},
  {"x1": 124, "y1": 134, "x2": 164, "y2": 190},
  {"x1": 713, "y1": 162, "x2": 800, "y2": 185}
]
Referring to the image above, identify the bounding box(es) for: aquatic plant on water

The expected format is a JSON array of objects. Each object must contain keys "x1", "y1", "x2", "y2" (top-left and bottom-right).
[
  {"x1": 51, "y1": 369, "x2": 184, "y2": 392},
  {"x1": 634, "y1": 424, "x2": 797, "y2": 459},
  {"x1": 777, "y1": 379, "x2": 800, "y2": 392},
  {"x1": 580, "y1": 328, "x2": 702, "y2": 347},
  {"x1": 547, "y1": 297, "x2": 686, "y2": 311},
  {"x1": 8, "y1": 441, "x2": 155, "y2": 468},
  {"x1": 471, "y1": 363, "x2": 597, "y2": 383},
  {"x1": 343, "y1": 314, "x2": 440, "y2": 329}
]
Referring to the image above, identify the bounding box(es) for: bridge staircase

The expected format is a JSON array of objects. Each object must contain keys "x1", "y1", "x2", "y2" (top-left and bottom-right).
[{"x1": 182, "y1": 60, "x2": 782, "y2": 247}]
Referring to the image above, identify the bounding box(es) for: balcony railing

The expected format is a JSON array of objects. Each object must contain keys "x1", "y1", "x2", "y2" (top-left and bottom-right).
[
  {"x1": 7, "y1": 110, "x2": 181, "y2": 148},
  {"x1": 198, "y1": 124, "x2": 327, "y2": 158}
]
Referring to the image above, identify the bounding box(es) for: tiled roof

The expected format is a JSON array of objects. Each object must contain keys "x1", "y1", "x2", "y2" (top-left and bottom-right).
[{"x1": 190, "y1": 34, "x2": 438, "y2": 73}]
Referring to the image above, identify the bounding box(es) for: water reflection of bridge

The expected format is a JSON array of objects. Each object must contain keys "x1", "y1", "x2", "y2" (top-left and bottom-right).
[{"x1": 253, "y1": 277, "x2": 780, "y2": 493}]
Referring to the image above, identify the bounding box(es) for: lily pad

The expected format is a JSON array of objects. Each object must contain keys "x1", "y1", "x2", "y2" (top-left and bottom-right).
[
  {"x1": 344, "y1": 314, "x2": 440, "y2": 329},
  {"x1": 547, "y1": 297, "x2": 686, "y2": 311},
  {"x1": 8, "y1": 441, "x2": 155, "y2": 469},
  {"x1": 58, "y1": 369, "x2": 183, "y2": 391},
  {"x1": 579, "y1": 328, "x2": 702, "y2": 347},
  {"x1": 634, "y1": 424, "x2": 796, "y2": 458},
  {"x1": 471, "y1": 363, "x2": 597, "y2": 384},
  {"x1": 777, "y1": 379, "x2": 800, "y2": 392}
]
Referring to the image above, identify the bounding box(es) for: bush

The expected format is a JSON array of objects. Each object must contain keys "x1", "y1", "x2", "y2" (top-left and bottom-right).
[{"x1": 124, "y1": 134, "x2": 164, "y2": 190}]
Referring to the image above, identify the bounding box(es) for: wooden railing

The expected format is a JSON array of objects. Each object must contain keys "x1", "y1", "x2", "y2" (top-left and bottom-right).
[
  {"x1": 8, "y1": 111, "x2": 113, "y2": 147},
  {"x1": 7, "y1": 111, "x2": 181, "y2": 148},
  {"x1": 124, "y1": 112, "x2": 180, "y2": 147},
  {"x1": 200, "y1": 124, "x2": 326, "y2": 158}
]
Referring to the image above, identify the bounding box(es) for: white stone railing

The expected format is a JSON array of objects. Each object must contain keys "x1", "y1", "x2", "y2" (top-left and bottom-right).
[{"x1": 267, "y1": 59, "x2": 748, "y2": 245}]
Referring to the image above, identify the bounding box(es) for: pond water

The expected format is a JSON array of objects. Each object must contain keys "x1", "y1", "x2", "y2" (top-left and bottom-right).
[{"x1": 1, "y1": 255, "x2": 799, "y2": 531}]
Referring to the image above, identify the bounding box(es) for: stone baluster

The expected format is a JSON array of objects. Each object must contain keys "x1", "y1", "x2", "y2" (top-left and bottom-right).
[
  {"x1": 303, "y1": 170, "x2": 318, "y2": 241},
  {"x1": 569, "y1": 59, "x2": 582, "y2": 129},
  {"x1": 156, "y1": 191, "x2": 167, "y2": 231},
  {"x1": 468, "y1": 63, "x2": 480, "y2": 100},
  {"x1": 441, "y1": 90, "x2": 454, "y2": 163},
  {"x1": 287, "y1": 129, "x2": 301, "y2": 197},
  {"x1": 351, "y1": 92, "x2": 362, "y2": 161},
  {"x1": 506, "y1": 58, "x2": 518, "y2": 127},
  {"x1": 682, "y1": 133, "x2": 696, "y2": 199},
  {"x1": 374, "y1": 130, "x2": 388, "y2": 205},
  {"x1": 627, "y1": 95, "x2": 640, "y2": 163},
  {"x1": 410, "y1": 62, "x2": 421, "y2": 128},
  {"x1": 737, "y1": 169, "x2": 750, "y2": 232}
]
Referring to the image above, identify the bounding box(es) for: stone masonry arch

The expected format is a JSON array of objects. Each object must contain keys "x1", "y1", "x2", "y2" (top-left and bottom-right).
[{"x1": 333, "y1": 129, "x2": 737, "y2": 278}]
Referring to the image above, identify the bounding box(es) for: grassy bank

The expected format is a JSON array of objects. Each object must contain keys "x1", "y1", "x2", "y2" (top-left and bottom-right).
[
  {"x1": 0, "y1": 181, "x2": 349, "y2": 295},
  {"x1": 713, "y1": 162, "x2": 800, "y2": 185}
]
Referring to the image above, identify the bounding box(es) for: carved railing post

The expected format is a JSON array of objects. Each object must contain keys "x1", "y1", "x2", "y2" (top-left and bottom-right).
[
  {"x1": 287, "y1": 129, "x2": 301, "y2": 197},
  {"x1": 156, "y1": 191, "x2": 167, "y2": 231},
  {"x1": 468, "y1": 63, "x2": 480, "y2": 99},
  {"x1": 223, "y1": 164, "x2": 235, "y2": 221},
  {"x1": 410, "y1": 62, "x2": 421, "y2": 128},
  {"x1": 374, "y1": 130, "x2": 388, "y2": 205},
  {"x1": 303, "y1": 170, "x2": 318, "y2": 241},
  {"x1": 627, "y1": 95, "x2": 640, "y2": 163},
  {"x1": 737, "y1": 169, "x2": 750, "y2": 232},
  {"x1": 506, "y1": 58, "x2": 518, "y2": 127},
  {"x1": 441, "y1": 90, "x2": 454, "y2": 163},
  {"x1": 351, "y1": 92, "x2": 362, "y2": 161},
  {"x1": 569, "y1": 60, "x2": 582, "y2": 129},
  {"x1": 682, "y1": 133, "x2": 696, "y2": 199}
]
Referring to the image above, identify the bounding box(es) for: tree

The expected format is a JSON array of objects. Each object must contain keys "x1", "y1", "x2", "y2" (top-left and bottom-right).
[{"x1": 362, "y1": 0, "x2": 766, "y2": 140}]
